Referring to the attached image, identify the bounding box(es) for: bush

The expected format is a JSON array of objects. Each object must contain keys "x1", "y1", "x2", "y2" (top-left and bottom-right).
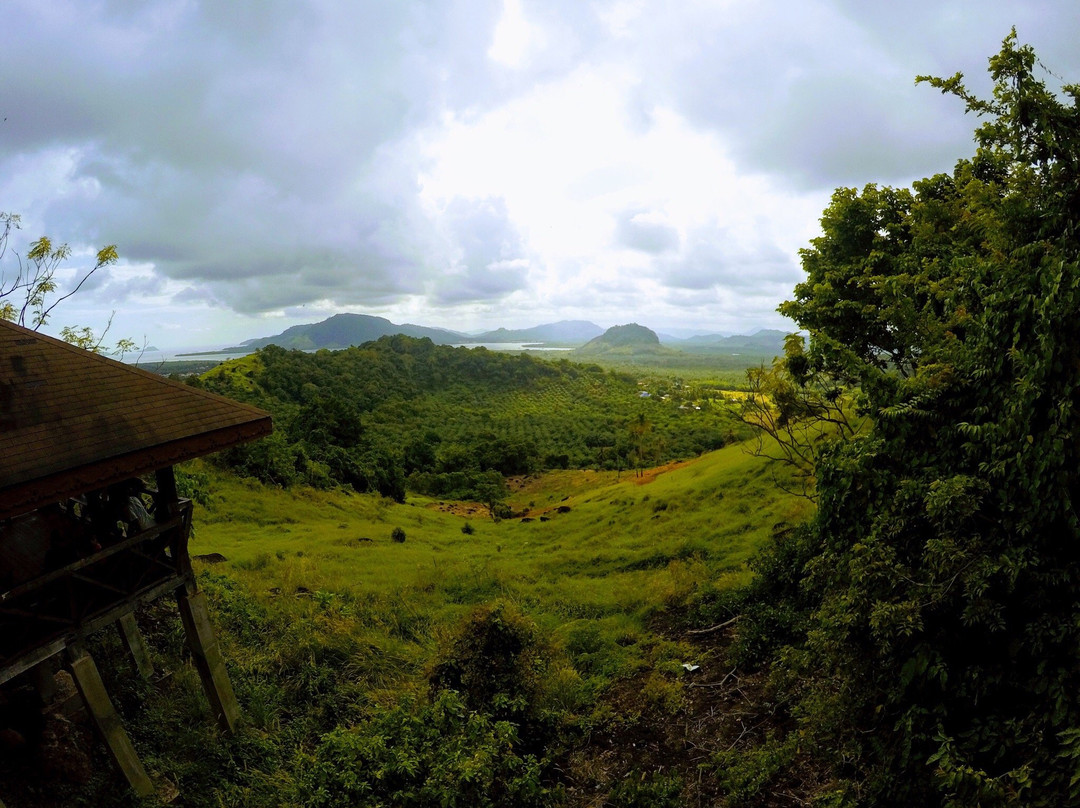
[
  {"x1": 461, "y1": 522, "x2": 475, "y2": 535},
  {"x1": 294, "y1": 690, "x2": 553, "y2": 808},
  {"x1": 391, "y1": 526, "x2": 406, "y2": 543},
  {"x1": 607, "y1": 772, "x2": 684, "y2": 808},
  {"x1": 429, "y1": 601, "x2": 544, "y2": 722}
]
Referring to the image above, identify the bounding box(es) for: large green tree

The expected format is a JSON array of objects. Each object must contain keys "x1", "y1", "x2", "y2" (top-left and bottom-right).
[{"x1": 737, "y1": 33, "x2": 1080, "y2": 805}]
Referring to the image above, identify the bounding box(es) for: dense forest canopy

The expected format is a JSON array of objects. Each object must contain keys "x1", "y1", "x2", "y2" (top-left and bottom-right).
[
  {"x1": 195, "y1": 335, "x2": 748, "y2": 503},
  {"x1": 731, "y1": 32, "x2": 1080, "y2": 805}
]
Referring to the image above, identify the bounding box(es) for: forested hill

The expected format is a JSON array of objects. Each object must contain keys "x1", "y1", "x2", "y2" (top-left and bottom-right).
[
  {"x1": 582, "y1": 323, "x2": 660, "y2": 349},
  {"x1": 231, "y1": 312, "x2": 466, "y2": 350},
  {"x1": 195, "y1": 335, "x2": 748, "y2": 503}
]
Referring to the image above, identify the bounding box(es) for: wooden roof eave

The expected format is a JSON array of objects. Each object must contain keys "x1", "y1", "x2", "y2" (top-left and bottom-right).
[{"x1": 0, "y1": 415, "x2": 271, "y2": 522}]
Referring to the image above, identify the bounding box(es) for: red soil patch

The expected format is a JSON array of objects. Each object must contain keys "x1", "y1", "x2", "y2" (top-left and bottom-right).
[{"x1": 629, "y1": 458, "x2": 695, "y2": 485}]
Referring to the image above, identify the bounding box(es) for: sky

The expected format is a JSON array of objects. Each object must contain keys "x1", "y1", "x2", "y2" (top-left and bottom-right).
[{"x1": 2, "y1": 1, "x2": 1078, "y2": 349}]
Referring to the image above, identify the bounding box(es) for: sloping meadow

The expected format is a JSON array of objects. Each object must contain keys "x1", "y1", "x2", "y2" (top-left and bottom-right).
[{"x1": 33, "y1": 441, "x2": 805, "y2": 807}]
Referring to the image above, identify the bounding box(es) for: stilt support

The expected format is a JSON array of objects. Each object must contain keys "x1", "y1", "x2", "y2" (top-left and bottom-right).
[
  {"x1": 66, "y1": 644, "x2": 154, "y2": 798},
  {"x1": 117, "y1": 612, "x2": 155, "y2": 680},
  {"x1": 176, "y1": 586, "x2": 240, "y2": 733}
]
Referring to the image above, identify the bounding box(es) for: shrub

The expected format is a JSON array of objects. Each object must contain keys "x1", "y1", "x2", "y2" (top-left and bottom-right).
[
  {"x1": 429, "y1": 601, "x2": 543, "y2": 722},
  {"x1": 461, "y1": 522, "x2": 475, "y2": 535},
  {"x1": 294, "y1": 690, "x2": 552, "y2": 808},
  {"x1": 391, "y1": 526, "x2": 406, "y2": 543},
  {"x1": 607, "y1": 772, "x2": 684, "y2": 808}
]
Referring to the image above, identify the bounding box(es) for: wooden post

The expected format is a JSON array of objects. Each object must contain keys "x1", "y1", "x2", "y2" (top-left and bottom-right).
[
  {"x1": 66, "y1": 644, "x2": 154, "y2": 798},
  {"x1": 117, "y1": 612, "x2": 155, "y2": 680},
  {"x1": 155, "y1": 466, "x2": 180, "y2": 517},
  {"x1": 28, "y1": 657, "x2": 58, "y2": 705},
  {"x1": 160, "y1": 462, "x2": 240, "y2": 733},
  {"x1": 176, "y1": 585, "x2": 240, "y2": 734}
]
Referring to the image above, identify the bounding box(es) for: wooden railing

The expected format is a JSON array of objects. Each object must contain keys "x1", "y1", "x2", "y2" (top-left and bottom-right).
[{"x1": 0, "y1": 499, "x2": 193, "y2": 684}]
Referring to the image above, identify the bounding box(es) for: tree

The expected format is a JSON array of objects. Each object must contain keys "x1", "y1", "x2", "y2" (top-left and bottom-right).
[
  {"x1": 0, "y1": 211, "x2": 126, "y2": 353},
  {"x1": 740, "y1": 332, "x2": 866, "y2": 499},
  {"x1": 734, "y1": 32, "x2": 1080, "y2": 805}
]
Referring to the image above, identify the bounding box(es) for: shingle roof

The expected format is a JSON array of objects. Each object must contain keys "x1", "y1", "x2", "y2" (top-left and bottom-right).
[{"x1": 0, "y1": 319, "x2": 271, "y2": 519}]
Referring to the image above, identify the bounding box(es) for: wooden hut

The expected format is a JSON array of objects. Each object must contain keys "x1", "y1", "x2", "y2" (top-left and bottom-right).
[{"x1": 0, "y1": 318, "x2": 271, "y2": 800}]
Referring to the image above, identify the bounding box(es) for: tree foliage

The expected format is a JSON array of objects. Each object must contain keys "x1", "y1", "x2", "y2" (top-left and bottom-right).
[
  {"x1": 200, "y1": 336, "x2": 747, "y2": 500},
  {"x1": 736, "y1": 33, "x2": 1080, "y2": 805},
  {"x1": 0, "y1": 211, "x2": 128, "y2": 353}
]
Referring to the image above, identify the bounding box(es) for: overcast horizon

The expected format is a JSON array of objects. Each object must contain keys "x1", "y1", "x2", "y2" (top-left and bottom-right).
[{"x1": 3, "y1": 1, "x2": 1079, "y2": 350}]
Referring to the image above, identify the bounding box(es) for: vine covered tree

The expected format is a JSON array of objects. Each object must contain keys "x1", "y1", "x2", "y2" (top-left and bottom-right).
[{"x1": 734, "y1": 32, "x2": 1080, "y2": 805}]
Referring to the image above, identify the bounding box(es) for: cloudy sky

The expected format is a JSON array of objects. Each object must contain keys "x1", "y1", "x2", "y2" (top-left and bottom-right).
[{"x1": 2, "y1": 1, "x2": 1077, "y2": 348}]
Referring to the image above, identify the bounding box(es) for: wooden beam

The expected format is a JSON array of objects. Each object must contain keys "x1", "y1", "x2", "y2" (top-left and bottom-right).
[
  {"x1": 66, "y1": 644, "x2": 154, "y2": 798},
  {"x1": 176, "y1": 587, "x2": 240, "y2": 733},
  {"x1": 0, "y1": 509, "x2": 186, "y2": 603},
  {"x1": 117, "y1": 612, "x2": 154, "y2": 680},
  {"x1": 0, "y1": 573, "x2": 184, "y2": 686},
  {"x1": 0, "y1": 639, "x2": 67, "y2": 686}
]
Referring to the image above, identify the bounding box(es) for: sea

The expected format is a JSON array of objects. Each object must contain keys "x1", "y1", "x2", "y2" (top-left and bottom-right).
[{"x1": 122, "y1": 342, "x2": 573, "y2": 366}]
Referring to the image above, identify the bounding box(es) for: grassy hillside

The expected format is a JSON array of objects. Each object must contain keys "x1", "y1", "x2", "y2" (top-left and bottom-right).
[{"x1": 7, "y1": 441, "x2": 806, "y2": 807}]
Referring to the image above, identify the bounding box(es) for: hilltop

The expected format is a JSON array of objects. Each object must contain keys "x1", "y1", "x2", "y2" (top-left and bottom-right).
[
  {"x1": 664, "y1": 328, "x2": 791, "y2": 355},
  {"x1": 574, "y1": 323, "x2": 684, "y2": 361},
  {"x1": 219, "y1": 312, "x2": 790, "y2": 358},
  {"x1": 232, "y1": 312, "x2": 466, "y2": 350},
  {"x1": 464, "y1": 320, "x2": 604, "y2": 344},
  {"x1": 581, "y1": 323, "x2": 660, "y2": 349}
]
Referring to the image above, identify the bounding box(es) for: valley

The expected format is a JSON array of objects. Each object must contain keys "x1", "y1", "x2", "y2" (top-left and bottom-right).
[{"x1": 1, "y1": 419, "x2": 808, "y2": 807}]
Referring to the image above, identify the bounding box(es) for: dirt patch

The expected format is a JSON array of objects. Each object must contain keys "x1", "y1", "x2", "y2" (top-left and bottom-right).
[
  {"x1": 560, "y1": 614, "x2": 832, "y2": 807},
  {"x1": 629, "y1": 458, "x2": 696, "y2": 485}
]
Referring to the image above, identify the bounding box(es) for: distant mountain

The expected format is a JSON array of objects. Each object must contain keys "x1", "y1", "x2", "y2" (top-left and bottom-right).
[
  {"x1": 657, "y1": 327, "x2": 733, "y2": 341},
  {"x1": 574, "y1": 323, "x2": 672, "y2": 357},
  {"x1": 585, "y1": 323, "x2": 660, "y2": 348},
  {"x1": 225, "y1": 312, "x2": 793, "y2": 359},
  {"x1": 466, "y1": 320, "x2": 604, "y2": 344},
  {"x1": 233, "y1": 313, "x2": 467, "y2": 351},
  {"x1": 667, "y1": 329, "x2": 793, "y2": 356}
]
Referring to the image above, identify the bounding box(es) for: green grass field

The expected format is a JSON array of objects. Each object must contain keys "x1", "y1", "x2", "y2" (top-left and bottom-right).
[
  {"x1": 158, "y1": 440, "x2": 803, "y2": 804},
  {"x1": 192, "y1": 436, "x2": 807, "y2": 632},
  {"x1": 5, "y1": 438, "x2": 807, "y2": 807}
]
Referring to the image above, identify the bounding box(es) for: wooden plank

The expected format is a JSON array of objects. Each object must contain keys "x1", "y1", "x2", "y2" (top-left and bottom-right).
[
  {"x1": 176, "y1": 587, "x2": 240, "y2": 733},
  {"x1": 67, "y1": 644, "x2": 154, "y2": 798},
  {"x1": 117, "y1": 613, "x2": 155, "y2": 680},
  {"x1": 0, "y1": 639, "x2": 67, "y2": 686}
]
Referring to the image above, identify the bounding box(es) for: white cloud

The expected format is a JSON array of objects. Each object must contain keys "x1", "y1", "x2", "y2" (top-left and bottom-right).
[{"x1": 2, "y1": 0, "x2": 1077, "y2": 346}]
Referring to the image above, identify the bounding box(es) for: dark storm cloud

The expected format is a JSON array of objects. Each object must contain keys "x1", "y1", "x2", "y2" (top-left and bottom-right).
[{"x1": 0, "y1": 0, "x2": 530, "y2": 314}]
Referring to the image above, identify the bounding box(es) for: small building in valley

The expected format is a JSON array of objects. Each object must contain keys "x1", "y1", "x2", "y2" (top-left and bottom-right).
[{"x1": 0, "y1": 318, "x2": 271, "y2": 801}]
